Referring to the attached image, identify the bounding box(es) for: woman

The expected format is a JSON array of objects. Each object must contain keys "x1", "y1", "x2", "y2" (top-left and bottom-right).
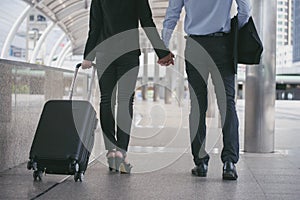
[{"x1": 82, "y1": 0, "x2": 174, "y2": 173}]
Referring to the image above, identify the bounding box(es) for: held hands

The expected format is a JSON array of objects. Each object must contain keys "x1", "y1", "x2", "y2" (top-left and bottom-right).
[
  {"x1": 82, "y1": 60, "x2": 93, "y2": 69},
  {"x1": 157, "y1": 53, "x2": 175, "y2": 66},
  {"x1": 82, "y1": 53, "x2": 174, "y2": 69}
]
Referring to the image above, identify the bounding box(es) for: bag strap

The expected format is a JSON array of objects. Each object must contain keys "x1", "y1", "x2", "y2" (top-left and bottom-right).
[{"x1": 231, "y1": 15, "x2": 239, "y2": 73}]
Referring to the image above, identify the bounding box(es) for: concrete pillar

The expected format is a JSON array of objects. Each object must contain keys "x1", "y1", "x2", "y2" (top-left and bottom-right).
[
  {"x1": 142, "y1": 50, "x2": 148, "y2": 101},
  {"x1": 244, "y1": 0, "x2": 276, "y2": 153},
  {"x1": 164, "y1": 64, "x2": 172, "y2": 104},
  {"x1": 176, "y1": 21, "x2": 185, "y2": 107},
  {"x1": 242, "y1": 82, "x2": 246, "y2": 100},
  {"x1": 153, "y1": 54, "x2": 160, "y2": 102},
  {"x1": 0, "y1": 64, "x2": 12, "y2": 123},
  {"x1": 164, "y1": 37, "x2": 176, "y2": 104},
  {"x1": 206, "y1": 75, "x2": 216, "y2": 118}
]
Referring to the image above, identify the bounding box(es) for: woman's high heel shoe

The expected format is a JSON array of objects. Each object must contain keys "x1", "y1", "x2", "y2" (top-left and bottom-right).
[
  {"x1": 115, "y1": 151, "x2": 132, "y2": 174},
  {"x1": 106, "y1": 150, "x2": 116, "y2": 171}
]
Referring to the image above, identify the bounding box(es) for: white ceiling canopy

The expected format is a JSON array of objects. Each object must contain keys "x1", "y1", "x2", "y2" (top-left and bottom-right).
[{"x1": 21, "y1": 0, "x2": 169, "y2": 56}]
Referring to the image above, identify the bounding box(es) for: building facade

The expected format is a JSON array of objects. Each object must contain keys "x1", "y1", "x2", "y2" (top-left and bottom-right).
[
  {"x1": 277, "y1": 0, "x2": 293, "y2": 68},
  {"x1": 293, "y1": 0, "x2": 300, "y2": 62}
]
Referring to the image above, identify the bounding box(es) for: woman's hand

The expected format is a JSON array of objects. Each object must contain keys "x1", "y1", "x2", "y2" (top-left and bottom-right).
[
  {"x1": 82, "y1": 60, "x2": 93, "y2": 69},
  {"x1": 157, "y1": 53, "x2": 175, "y2": 66}
]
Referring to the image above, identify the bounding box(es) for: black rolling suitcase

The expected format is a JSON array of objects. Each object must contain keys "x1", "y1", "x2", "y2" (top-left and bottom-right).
[{"x1": 27, "y1": 63, "x2": 98, "y2": 182}]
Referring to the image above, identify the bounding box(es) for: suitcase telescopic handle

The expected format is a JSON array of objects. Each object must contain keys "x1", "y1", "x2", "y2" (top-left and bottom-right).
[{"x1": 69, "y1": 63, "x2": 96, "y2": 101}]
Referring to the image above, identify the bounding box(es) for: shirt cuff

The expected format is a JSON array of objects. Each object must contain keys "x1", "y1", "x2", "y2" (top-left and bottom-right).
[{"x1": 162, "y1": 28, "x2": 173, "y2": 48}]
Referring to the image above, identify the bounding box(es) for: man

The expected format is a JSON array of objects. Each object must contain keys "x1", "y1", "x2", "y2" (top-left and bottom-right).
[
  {"x1": 162, "y1": 0, "x2": 251, "y2": 180},
  {"x1": 82, "y1": 0, "x2": 173, "y2": 173}
]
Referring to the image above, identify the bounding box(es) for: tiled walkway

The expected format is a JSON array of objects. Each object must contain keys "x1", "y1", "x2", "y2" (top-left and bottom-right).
[{"x1": 1, "y1": 100, "x2": 300, "y2": 200}]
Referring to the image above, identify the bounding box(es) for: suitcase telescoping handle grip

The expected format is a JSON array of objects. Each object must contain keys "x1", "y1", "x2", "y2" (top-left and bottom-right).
[{"x1": 69, "y1": 63, "x2": 96, "y2": 101}]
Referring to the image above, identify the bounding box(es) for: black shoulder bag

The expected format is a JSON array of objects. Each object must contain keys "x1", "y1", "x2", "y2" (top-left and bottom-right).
[{"x1": 231, "y1": 16, "x2": 263, "y2": 73}]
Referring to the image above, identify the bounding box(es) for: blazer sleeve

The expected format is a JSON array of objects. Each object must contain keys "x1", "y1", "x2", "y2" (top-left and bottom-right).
[
  {"x1": 83, "y1": 0, "x2": 103, "y2": 61},
  {"x1": 137, "y1": 0, "x2": 170, "y2": 59}
]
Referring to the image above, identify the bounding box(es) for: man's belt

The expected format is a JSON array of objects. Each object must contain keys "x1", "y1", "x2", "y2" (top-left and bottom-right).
[{"x1": 188, "y1": 32, "x2": 228, "y2": 38}]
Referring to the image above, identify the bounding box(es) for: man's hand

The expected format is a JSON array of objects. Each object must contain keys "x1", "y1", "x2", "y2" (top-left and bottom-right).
[
  {"x1": 157, "y1": 53, "x2": 175, "y2": 66},
  {"x1": 82, "y1": 60, "x2": 93, "y2": 69}
]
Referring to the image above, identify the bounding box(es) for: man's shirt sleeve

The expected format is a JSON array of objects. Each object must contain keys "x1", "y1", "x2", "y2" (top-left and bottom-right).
[
  {"x1": 236, "y1": 0, "x2": 252, "y2": 28},
  {"x1": 162, "y1": 0, "x2": 184, "y2": 48}
]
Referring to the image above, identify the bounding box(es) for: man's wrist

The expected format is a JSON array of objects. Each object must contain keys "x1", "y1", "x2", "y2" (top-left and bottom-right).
[{"x1": 162, "y1": 28, "x2": 173, "y2": 48}]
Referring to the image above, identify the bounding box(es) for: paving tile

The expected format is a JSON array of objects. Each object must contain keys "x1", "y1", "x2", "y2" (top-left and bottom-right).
[
  {"x1": 260, "y1": 183, "x2": 300, "y2": 195},
  {"x1": 1, "y1": 100, "x2": 300, "y2": 200},
  {"x1": 0, "y1": 164, "x2": 69, "y2": 199},
  {"x1": 266, "y1": 194, "x2": 300, "y2": 200}
]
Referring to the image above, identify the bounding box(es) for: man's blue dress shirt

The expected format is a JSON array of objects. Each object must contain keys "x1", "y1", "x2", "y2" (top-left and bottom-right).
[{"x1": 162, "y1": 0, "x2": 252, "y2": 47}]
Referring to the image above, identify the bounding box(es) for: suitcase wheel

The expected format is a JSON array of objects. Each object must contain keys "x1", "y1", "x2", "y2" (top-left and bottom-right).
[
  {"x1": 33, "y1": 170, "x2": 43, "y2": 181},
  {"x1": 27, "y1": 160, "x2": 37, "y2": 171},
  {"x1": 69, "y1": 161, "x2": 80, "y2": 173},
  {"x1": 74, "y1": 172, "x2": 84, "y2": 182}
]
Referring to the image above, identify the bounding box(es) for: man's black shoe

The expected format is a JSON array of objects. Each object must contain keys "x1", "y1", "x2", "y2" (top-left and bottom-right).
[
  {"x1": 191, "y1": 163, "x2": 208, "y2": 177},
  {"x1": 222, "y1": 161, "x2": 238, "y2": 180}
]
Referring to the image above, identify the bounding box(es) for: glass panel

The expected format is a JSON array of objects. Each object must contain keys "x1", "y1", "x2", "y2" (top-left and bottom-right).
[{"x1": 0, "y1": 60, "x2": 98, "y2": 170}]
